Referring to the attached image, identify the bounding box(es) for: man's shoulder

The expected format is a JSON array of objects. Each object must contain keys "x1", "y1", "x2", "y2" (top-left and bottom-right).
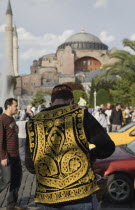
[
  {"x1": 0, "y1": 114, "x2": 9, "y2": 127},
  {"x1": 0, "y1": 113, "x2": 7, "y2": 121},
  {"x1": 34, "y1": 105, "x2": 81, "y2": 119}
]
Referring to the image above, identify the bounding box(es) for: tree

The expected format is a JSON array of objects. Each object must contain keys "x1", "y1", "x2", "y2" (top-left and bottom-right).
[
  {"x1": 64, "y1": 82, "x2": 84, "y2": 91},
  {"x1": 110, "y1": 79, "x2": 132, "y2": 106},
  {"x1": 89, "y1": 78, "x2": 114, "y2": 107},
  {"x1": 96, "y1": 89, "x2": 111, "y2": 106},
  {"x1": 90, "y1": 39, "x2": 135, "y2": 107},
  {"x1": 73, "y1": 90, "x2": 88, "y2": 105},
  {"x1": 130, "y1": 84, "x2": 135, "y2": 106},
  {"x1": 102, "y1": 39, "x2": 135, "y2": 82},
  {"x1": 30, "y1": 89, "x2": 46, "y2": 108}
]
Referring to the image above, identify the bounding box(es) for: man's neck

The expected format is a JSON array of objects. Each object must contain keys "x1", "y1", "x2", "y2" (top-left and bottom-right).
[
  {"x1": 51, "y1": 99, "x2": 72, "y2": 107},
  {"x1": 4, "y1": 110, "x2": 13, "y2": 117}
]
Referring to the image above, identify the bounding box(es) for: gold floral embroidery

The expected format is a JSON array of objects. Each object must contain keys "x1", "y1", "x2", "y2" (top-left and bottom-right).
[{"x1": 27, "y1": 105, "x2": 99, "y2": 204}]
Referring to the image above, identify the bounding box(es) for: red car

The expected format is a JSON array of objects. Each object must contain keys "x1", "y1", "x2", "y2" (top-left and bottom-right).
[{"x1": 94, "y1": 140, "x2": 135, "y2": 203}]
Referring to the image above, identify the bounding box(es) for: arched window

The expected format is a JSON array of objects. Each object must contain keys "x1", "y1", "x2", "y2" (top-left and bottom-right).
[{"x1": 75, "y1": 56, "x2": 101, "y2": 73}]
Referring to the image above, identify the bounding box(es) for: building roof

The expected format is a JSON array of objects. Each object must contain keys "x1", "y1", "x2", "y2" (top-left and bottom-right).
[
  {"x1": 6, "y1": 0, "x2": 13, "y2": 15},
  {"x1": 39, "y1": 53, "x2": 56, "y2": 59},
  {"x1": 65, "y1": 31, "x2": 102, "y2": 43},
  {"x1": 58, "y1": 30, "x2": 108, "y2": 51}
]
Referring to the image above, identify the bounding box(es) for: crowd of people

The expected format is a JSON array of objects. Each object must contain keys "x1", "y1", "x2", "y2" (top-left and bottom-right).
[
  {"x1": 0, "y1": 87, "x2": 134, "y2": 209},
  {"x1": 91, "y1": 103, "x2": 135, "y2": 132}
]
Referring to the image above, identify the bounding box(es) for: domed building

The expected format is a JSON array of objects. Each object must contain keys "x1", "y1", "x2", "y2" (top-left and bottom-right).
[{"x1": 15, "y1": 29, "x2": 116, "y2": 96}]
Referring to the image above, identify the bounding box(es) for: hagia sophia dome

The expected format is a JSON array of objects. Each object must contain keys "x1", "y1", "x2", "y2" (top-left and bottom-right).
[{"x1": 58, "y1": 29, "x2": 108, "y2": 51}]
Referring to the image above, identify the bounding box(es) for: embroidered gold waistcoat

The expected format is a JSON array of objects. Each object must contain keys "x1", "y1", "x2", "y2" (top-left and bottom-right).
[{"x1": 27, "y1": 105, "x2": 99, "y2": 204}]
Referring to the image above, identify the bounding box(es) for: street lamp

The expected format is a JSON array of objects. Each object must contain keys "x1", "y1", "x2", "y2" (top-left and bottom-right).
[{"x1": 94, "y1": 90, "x2": 97, "y2": 109}]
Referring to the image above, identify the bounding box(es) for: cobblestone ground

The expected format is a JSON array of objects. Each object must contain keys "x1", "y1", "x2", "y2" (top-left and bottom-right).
[
  {"x1": 0, "y1": 170, "x2": 135, "y2": 209},
  {"x1": 0, "y1": 170, "x2": 36, "y2": 209}
]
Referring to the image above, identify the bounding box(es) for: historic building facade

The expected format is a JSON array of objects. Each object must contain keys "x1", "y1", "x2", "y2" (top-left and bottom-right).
[
  {"x1": 3, "y1": 1, "x2": 117, "y2": 99},
  {"x1": 15, "y1": 29, "x2": 116, "y2": 96}
]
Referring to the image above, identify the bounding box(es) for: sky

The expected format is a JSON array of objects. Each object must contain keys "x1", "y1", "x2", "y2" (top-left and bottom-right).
[{"x1": 0, "y1": 0, "x2": 135, "y2": 75}]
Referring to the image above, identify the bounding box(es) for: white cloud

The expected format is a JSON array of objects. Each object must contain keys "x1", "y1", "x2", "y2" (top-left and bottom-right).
[
  {"x1": 123, "y1": 33, "x2": 135, "y2": 54},
  {"x1": 94, "y1": 0, "x2": 108, "y2": 8},
  {"x1": 17, "y1": 28, "x2": 37, "y2": 43},
  {"x1": 99, "y1": 31, "x2": 115, "y2": 44},
  {"x1": 130, "y1": 33, "x2": 135, "y2": 41},
  {"x1": 20, "y1": 48, "x2": 48, "y2": 60},
  {"x1": 0, "y1": 24, "x2": 74, "y2": 65},
  {"x1": 18, "y1": 28, "x2": 74, "y2": 60},
  {"x1": 123, "y1": 46, "x2": 134, "y2": 54}
]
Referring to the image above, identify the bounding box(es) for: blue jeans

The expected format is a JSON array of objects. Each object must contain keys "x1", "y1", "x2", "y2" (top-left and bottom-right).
[
  {"x1": 36, "y1": 195, "x2": 100, "y2": 210},
  {"x1": 0, "y1": 157, "x2": 22, "y2": 206},
  {"x1": 36, "y1": 202, "x2": 93, "y2": 210},
  {"x1": 19, "y1": 138, "x2": 26, "y2": 167}
]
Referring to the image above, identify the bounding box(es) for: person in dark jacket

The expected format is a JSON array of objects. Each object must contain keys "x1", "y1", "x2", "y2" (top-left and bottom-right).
[
  {"x1": 110, "y1": 103, "x2": 123, "y2": 131},
  {"x1": 25, "y1": 84, "x2": 115, "y2": 210}
]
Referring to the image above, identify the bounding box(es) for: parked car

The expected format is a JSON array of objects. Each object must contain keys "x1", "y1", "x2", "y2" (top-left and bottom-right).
[
  {"x1": 109, "y1": 121, "x2": 135, "y2": 146},
  {"x1": 94, "y1": 139, "x2": 135, "y2": 203}
]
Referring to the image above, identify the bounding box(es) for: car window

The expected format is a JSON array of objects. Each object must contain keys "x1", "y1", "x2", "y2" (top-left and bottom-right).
[
  {"x1": 121, "y1": 140, "x2": 135, "y2": 156},
  {"x1": 130, "y1": 129, "x2": 135, "y2": 136},
  {"x1": 117, "y1": 122, "x2": 135, "y2": 133}
]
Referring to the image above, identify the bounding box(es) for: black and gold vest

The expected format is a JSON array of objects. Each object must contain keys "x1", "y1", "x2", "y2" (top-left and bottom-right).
[{"x1": 27, "y1": 105, "x2": 99, "y2": 204}]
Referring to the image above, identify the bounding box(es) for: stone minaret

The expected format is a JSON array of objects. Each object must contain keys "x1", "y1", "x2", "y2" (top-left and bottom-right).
[
  {"x1": 5, "y1": 0, "x2": 14, "y2": 75},
  {"x1": 13, "y1": 25, "x2": 19, "y2": 76}
]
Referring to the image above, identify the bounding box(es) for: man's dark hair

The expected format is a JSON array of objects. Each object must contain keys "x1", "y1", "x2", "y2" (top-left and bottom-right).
[
  {"x1": 116, "y1": 103, "x2": 121, "y2": 107},
  {"x1": 4, "y1": 98, "x2": 18, "y2": 110},
  {"x1": 51, "y1": 84, "x2": 73, "y2": 103},
  {"x1": 0, "y1": 107, "x2": 3, "y2": 114}
]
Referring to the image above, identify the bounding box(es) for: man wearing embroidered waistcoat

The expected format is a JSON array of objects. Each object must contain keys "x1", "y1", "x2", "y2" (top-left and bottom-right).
[{"x1": 25, "y1": 84, "x2": 115, "y2": 210}]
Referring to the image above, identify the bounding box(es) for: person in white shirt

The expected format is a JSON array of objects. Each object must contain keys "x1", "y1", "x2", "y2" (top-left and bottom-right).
[
  {"x1": 92, "y1": 106, "x2": 100, "y2": 121},
  {"x1": 105, "y1": 103, "x2": 112, "y2": 133},
  {"x1": 16, "y1": 115, "x2": 27, "y2": 169},
  {"x1": 132, "y1": 108, "x2": 135, "y2": 121},
  {"x1": 98, "y1": 108, "x2": 107, "y2": 131},
  {"x1": 31, "y1": 106, "x2": 36, "y2": 115}
]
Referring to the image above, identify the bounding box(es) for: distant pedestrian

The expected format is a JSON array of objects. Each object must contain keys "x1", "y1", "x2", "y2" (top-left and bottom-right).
[
  {"x1": 37, "y1": 104, "x2": 42, "y2": 113},
  {"x1": 132, "y1": 108, "x2": 135, "y2": 121},
  {"x1": 105, "y1": 103, "x2": 112, "y2": 132},
  {"x1": 19, "y1": 109, "x2": 26, "y2": 121},
  {"x1": 99, "y1": 104, "x2": 105, "y2": 110},
  {"x1": 110, "y1": 103, "x2": 123, "y2": 131},
  {"x1": 121, "y1": 107, "x2": 127, "y2": 126},
  {"x1": 16, "y1": 114, "x2": 27, "y2": 169},
  {"x1": 129, "y1": 106, "x2": 134, "y2": 117},
  {"x1": 92, "y1": 106, "x2": 100, "y2": 121},
  {"x1": 0, "y1": 98, "x2": 22, "y2": 208},
  {"x1": 125, "y1": 106, "x2": 130, "y2": 124},
  {"x1": 26, "y1": 105, "x2": 34, "y2": 119},
  {"x1": 98, "y1": 108, "x2": 107, "y2": 131},
  {"x1": 31, "y1": 106, "x2": 36, "y2": 116}
]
